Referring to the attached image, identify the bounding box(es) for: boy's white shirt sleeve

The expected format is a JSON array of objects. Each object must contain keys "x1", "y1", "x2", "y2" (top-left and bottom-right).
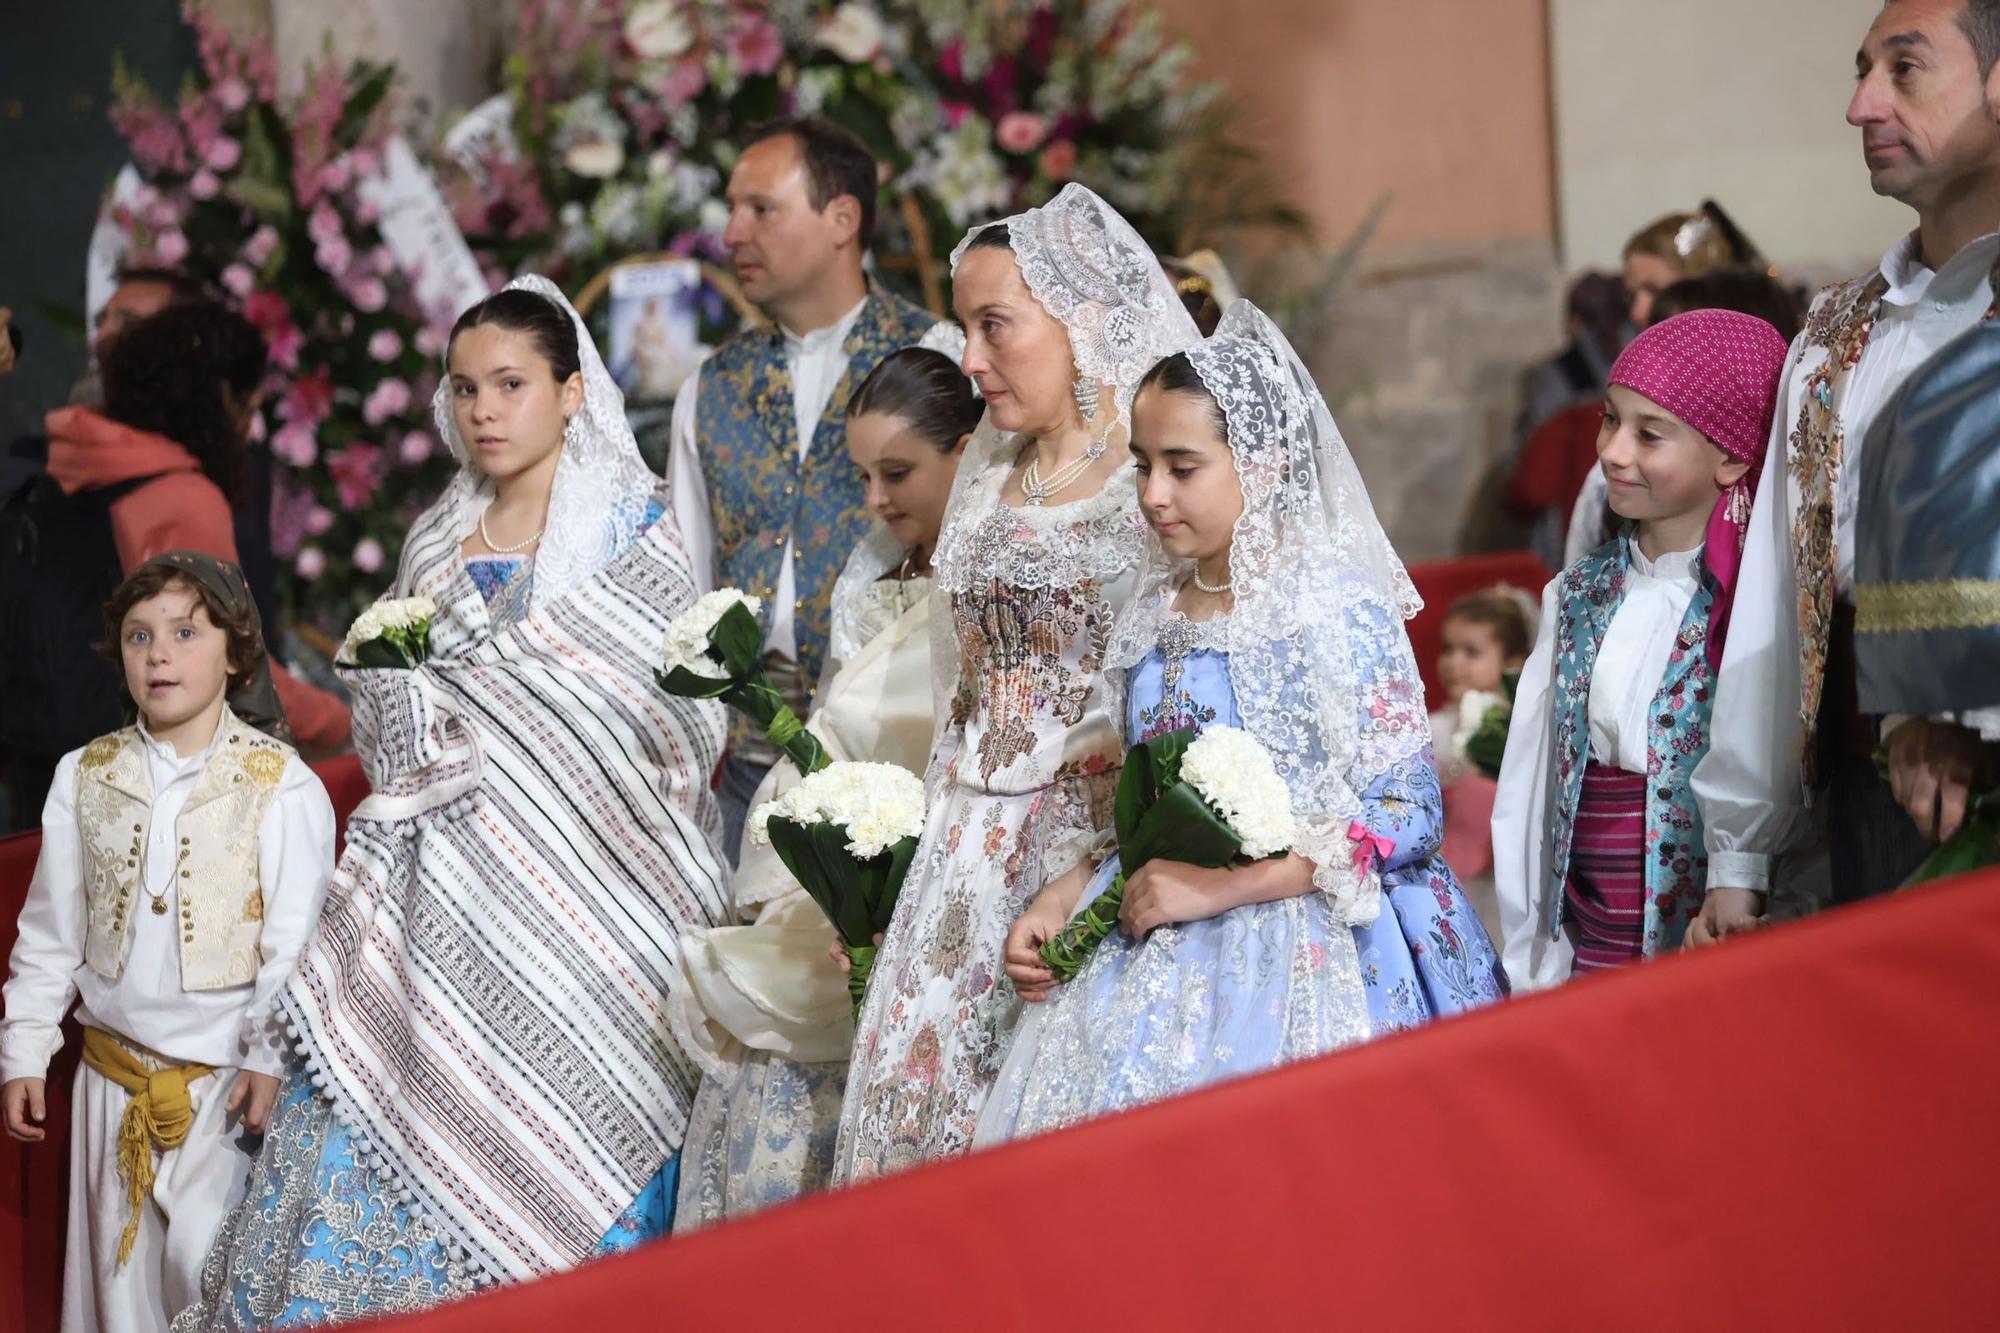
[
  {"x1": 0, "y1": 754, "x2": 86, "y2": 1084},
  {"x1": 1491, "y1": 579, "x2": 1575, "y2": 992},
  {"x1": 665, "y1": 360, "x2": 716, "y2": 597},
  {"x1": 1690, "y1": 341, "x2": 1813, "y2": 895},
  {"x1": 236, "y1": 754, "x2": 336, "y2": 1076}
]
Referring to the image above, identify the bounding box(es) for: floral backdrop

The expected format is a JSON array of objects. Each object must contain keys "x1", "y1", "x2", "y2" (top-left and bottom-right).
[{"x1": 106, "y1": 3, "x2": 454, "y2": 634}]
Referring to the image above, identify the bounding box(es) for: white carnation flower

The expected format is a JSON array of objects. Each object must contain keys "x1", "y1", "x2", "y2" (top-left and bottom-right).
[
  {"x1": 624, "y1": 0, "x2": 696, "y2": 59},
  {"x1": 338, "y1": 595, "x2": 437, "y2": 664},
  {"x1": 1179, "y1": 727, "x2": 1296, "y2": 860},
  {"x1": 750, "y1": 761, "x2": 926, "y2": 859},
  {"x1": 817, "y1": 3, "x2": 886, "y2": 63},
  {"x1": 1450, "y1": 689, "x2": 1504, "y2": 765},
  {"x1": 564, "y1": 140, "x2": 626, "y2": 180},
  {"x1": 661, "y1": 588, "x2": 762, "y2": 679}
]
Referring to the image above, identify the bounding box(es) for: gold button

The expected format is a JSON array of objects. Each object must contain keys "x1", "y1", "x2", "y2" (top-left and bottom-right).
[
  {"x1": 180, "y1": 869, "x2": 190, "y2": 879},
  {"x1": 181, "y1": 837, "x2": 190, "y2": 846},
  {"x1": 133, "y1": 824, "x2": 142, "y2": 833}
]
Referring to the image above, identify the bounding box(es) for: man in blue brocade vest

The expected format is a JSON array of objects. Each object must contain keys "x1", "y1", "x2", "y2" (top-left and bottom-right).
[{"x1": 667, "y1": 117, "x2": 945, "y2": 859}]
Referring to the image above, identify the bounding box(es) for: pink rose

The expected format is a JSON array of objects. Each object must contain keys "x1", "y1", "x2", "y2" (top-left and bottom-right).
[
  {"x1": 213, "y1": 77, "x2": 250, "y2": 113},
  {"x1": 271, "y1": 422, "x2": 318, "y2": 468},
  {"x1": 397, "y1": 430, "x2": 434, "y2": 466},
  {"x1": 363, "y1": 378, "x2": 412, "y2": 426},
  {"x1": 995, "y1": 111, "x2": 1047, "y2": 155},
  {"x1": 352, "y1": 537, "x2": 385, "y2": 574},
  {"x1": 306, "y1": 506, "x2": 335, "y2": 536},
  {"x1": 188, "y1": 170, "x2": 221, "y2": 200},
  {"x1": 153, "y1": 229, "x2": 189, "y2": 265},
  {"x1": 281, "y1": 368, "x2": 335, "y2": 425},
  {"x1": 367, "y1": 329, "x2": 404, "y2": 362},
  {"x1": 145, "y1": 197, "x2": 182, "y2": 230},
  {"x1": 370, "y1": 246, "x2": 397, "y2": 275},
  {"x1": 294, "y1": 547, "x2": 326, "y2": 580},
  {"x1": 727, "y1": 12, "x2": 784, "y2": 75},
  {"x1": 203, "y1": 136, "x2": 242, "y2": 172},
  {"x1": 222, "y1": 263, "x2": 256, "y2": 297},
  {"x1": 350, "y1": 277, "x2": 389, "y2": 313},
  {"x1": 662, "y1": 60, "x2": 708, "y2": 106},
  {"x1": 1038, "y1": 139, "x2": 1078, "y2": 181},
  {"x1": 244, "y1": 225, "x2": 279, "y2": 266}
]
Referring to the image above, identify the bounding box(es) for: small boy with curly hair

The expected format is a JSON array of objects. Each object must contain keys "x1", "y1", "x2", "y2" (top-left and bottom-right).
[{"x1": 1, "y1": 552, "x2": 333, "y2": 1332}]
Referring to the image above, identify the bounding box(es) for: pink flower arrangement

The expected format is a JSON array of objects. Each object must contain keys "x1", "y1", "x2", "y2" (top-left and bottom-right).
[
  {"x1": 727, "y1": 12, "x2": 785, "y2": 77},
  {"x1": 295, "y1": 547, "x2": 327, "y2": 580},
  {"x1": 1038, "y1": 139, "x2": 1078, "y2": 181},
  {"x1": 352, "y1": 537, "x2": 386, "y2": 574},
  {"x1": 368, "y1": 329, "x2": 404, "y2": 362},
  {"x1": 328, "y1": 443, "x2": 385, "y2": 511}
]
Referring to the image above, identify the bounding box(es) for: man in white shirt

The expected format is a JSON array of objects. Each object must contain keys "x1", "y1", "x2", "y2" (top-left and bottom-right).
[
  {"x1": 665, "y1": 119, "x2": 944, "y2": 857},
  {"x1": 1692, "y1": 0, "x2": 2000, "y2": 929}
]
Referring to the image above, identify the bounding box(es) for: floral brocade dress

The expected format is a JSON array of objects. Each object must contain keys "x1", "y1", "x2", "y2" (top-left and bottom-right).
[
  {"x1": 977, "y1": 607, "x2": 1508, "y2": 1143},
  {"x1": 830, "y1": 464, "x2": 1146, "y2": 1181}
]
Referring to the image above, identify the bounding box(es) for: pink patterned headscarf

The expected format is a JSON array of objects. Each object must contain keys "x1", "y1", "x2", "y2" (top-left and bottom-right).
[{"x1": 1607, "y1": 309, "x2": 1789, "y2": 672}]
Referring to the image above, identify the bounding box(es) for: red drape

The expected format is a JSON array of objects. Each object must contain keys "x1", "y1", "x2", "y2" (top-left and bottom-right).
[{"x1": 7, "y1": 772, "x2": 1998, "y2": 1330}]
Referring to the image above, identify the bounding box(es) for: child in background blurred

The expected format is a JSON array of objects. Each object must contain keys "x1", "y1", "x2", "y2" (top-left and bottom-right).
[{"x1": 1430, "y1": 587, "x2": 1535, "y2": 944}]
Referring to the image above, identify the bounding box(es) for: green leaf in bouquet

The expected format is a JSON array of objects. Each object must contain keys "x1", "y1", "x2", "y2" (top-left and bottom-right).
[
  {"x1": 349, "y1": 636, "x2": 417, "y2": 670},
  {"x1": 709, "y1": 600, "x2": 768, "y2": 678},
  {"x1": 764, "y1": 817, "x2": 871, "y2": 947},
  {"x1": 1904, "y1": 792, "x2": 2000, "y2": 888},
  {"x1": 1122, "y1": 782, "x2": 1242, "y2": 878},
  {"x1": 655, "y1": 664, "x2": 737, "y2": 700},
  {"x1": 870, "y1": 834, "x2": 921, "y2": 932}
]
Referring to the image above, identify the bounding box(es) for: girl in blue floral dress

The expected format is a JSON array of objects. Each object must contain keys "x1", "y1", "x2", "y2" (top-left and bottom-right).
[{"x1": 976, "y1": 303, "x2": 1505, "y2": 1145}]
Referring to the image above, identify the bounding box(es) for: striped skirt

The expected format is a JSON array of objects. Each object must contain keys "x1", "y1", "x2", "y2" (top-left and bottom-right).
[{"x1": 1562, "y1": 762, "x2": 1648, "y2": 972}]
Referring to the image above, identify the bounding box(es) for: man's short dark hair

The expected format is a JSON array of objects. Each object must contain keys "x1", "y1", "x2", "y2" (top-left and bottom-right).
[
  {"x1": 112, "y1": 265, "x2": 212, "y2": 304},
  {"x1": 1963, "y1": 0, "x2": 2000, "y2": 77},
  {"x1": 742, "y1": 117, "x2": 879, "y2": 249}
]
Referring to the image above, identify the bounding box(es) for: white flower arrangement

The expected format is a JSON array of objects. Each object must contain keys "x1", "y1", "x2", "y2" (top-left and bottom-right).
[
  {"x1": 749, "y1": 761, "x2": 927, "y2": 860},
  {"x1": 660, "y1": 589, "x2": 762, "y2": 679},
  {"x1": 1451, "y1": 688, "x2": 1506, "y2": 767},
  {"x1": 1177, "y1": 726, "x2": 1297, "y2": 860},
  {"x1": 337, "y1": 595, "x2": 438, "y2": 667}
]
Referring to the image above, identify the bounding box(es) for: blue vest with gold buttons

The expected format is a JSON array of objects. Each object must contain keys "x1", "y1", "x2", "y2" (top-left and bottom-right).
[{"x1": 696, "y1": 288, "x2": 935, "y2": 685}]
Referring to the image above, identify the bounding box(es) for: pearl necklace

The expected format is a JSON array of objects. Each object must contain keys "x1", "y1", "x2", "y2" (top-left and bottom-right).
[
  {"x1": 1192, "y1": 566, "x2": 1232, "y2": 595},
  {"x1": 1020, "y1": 437, "x2": 1106, "y2": 505},
  {"x1": 479, "y1": 507, "x2": 545, "y2": 554}
]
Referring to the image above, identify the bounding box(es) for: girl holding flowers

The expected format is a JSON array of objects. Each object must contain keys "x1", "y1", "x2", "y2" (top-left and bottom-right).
[
  {"x1": 182, "y1": 279, "x2": 728, "y2": 1326},
  {"x1": 978, "y1": 303, "x2": 1505, "y2": 1146},
  {"x1": 670, "y1": 347, "x2": 979, "y2": 1226}
]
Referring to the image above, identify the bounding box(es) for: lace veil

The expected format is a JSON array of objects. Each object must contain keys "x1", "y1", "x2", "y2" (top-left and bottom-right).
[
  {"x1": 428, "y1": 273, "x2": 660, "y2": 611},
  {"x1": 1106, "y1": 301, "x2": 1427, "y2": 918},
  {"x1": 926, "y1": 185, "x2": 1201, "y2": 760}
]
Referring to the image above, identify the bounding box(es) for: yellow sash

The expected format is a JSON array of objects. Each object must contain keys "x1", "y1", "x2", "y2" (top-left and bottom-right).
[{"x1": 79, "y1": 1027, "x2": 215, "y2": 1266}]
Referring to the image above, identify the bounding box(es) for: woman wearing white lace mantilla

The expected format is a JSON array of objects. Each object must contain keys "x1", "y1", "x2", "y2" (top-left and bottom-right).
[
  {"x1": 179, "y1": 279, "x2": 728, "y2": 1327},
  {"x1": 830, "y1": 185, "x2": 1200, "y2": 1181},
  {"x1": 670, "y1": 347, "x2": 978, "y2": 1226},
  {"x1": 977, "y1": 304, "x2": 1507, "y2": 1146}
]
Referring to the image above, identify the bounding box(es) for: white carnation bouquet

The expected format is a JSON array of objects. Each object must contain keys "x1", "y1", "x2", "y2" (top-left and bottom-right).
[
  {"x1": 750, "y1": 760, "x2": 928, "y2": 1013},
  {"x1": 1042, "y1": 725, "x2": 1297, "y2": 982},
  {"x1": 655, "y1": 588, "x2": 827, "y2": 776},
  {"x1": 337, "y1": 596, "x2": 438, "y2": 669}
]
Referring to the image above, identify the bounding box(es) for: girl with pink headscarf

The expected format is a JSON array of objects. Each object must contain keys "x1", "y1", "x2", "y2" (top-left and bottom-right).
[{"x1": 1492, "y1": 309, "x2": 1789, "y2": 991}]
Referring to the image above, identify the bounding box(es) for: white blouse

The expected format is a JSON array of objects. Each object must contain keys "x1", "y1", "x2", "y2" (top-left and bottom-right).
[
  {"x1": 1586, "y1": 545, "x2": 1701, "y2": 772},
  {"x1": 0, "y1": 721, "x2": 335, "y2": 1082},
  {"x1": 1492, "y1": 543, "x2": 1699, "y2": 993}
]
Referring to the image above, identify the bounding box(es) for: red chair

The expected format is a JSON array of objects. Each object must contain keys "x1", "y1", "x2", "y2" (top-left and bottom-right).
[
  {"x1": 0, "y1": 754, "x2": 365, "y2": 1333},
  {"x1": 1405, "y1": 551, "x2": 1552, "y2": 705}
]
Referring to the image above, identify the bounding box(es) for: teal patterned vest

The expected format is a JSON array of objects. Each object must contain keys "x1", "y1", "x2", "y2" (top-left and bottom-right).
[
  {"x1": 1545, "y1": 536, "x2": 1717, "y2": 957},
  {"x1": 696, "y1": 288, "x2": 936, "y2": 685}
]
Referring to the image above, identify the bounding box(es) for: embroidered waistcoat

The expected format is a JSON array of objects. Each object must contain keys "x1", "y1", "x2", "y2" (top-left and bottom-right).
[
  {"x1": 1545, "y1": 538, "x2": 1716, "y2": 957},
  {"x1": 74, "y1": 709, "x2": 292, "y2": 990},
  {"x1": 696, "y1": 288, "x2": 936, "y2": 686}
]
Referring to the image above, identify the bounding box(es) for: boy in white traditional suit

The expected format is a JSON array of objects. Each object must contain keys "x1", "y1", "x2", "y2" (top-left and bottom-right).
[{"x1": 1, "y1": 551, "x2": 333, "y2": 1333}]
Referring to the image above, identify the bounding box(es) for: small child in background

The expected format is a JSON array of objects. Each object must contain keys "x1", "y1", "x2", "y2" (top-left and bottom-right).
[
  {"x1": 1431, "y1": 588, "x2": 1536, "y2": 943},
  {"x1": 0, "y1": 552, "x2": 334, "y2": 1332}
]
